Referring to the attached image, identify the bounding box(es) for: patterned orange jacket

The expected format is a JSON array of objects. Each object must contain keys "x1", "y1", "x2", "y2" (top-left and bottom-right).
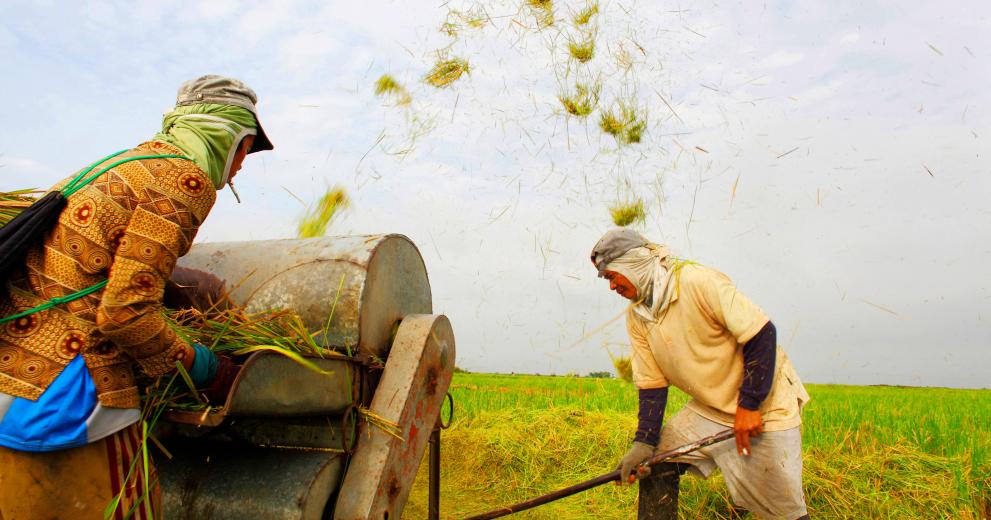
[{"x1": 0, "y1": 141, "x2": 216, "y2": 409}]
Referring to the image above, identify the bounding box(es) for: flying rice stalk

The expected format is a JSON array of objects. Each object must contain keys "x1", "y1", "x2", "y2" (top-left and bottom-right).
[
  {"x1": 525, "y1": 0, "x2": 554, "y2": 28},
  {"x1": 609, "y1": 353, "x2": 633, "y2": 383},
  {"x1": 464, "y1": 7, "x2": 488, "y2": 29},
  {"x1": 614, "y1": 43, "x2": 634, "y2": 72},
  {"x1": 373, "y1": 74, "x2": 412, "y2": 106},
  {"x1": 572, "y1": 2, "x2": 598, "y2": 26},
  {"x1": 558, "y1": 82, "x2": 600, "y2": 117},
  {"x1": 609, "y1": 198, "x2": 646, "y2": 226},
  {"x1": 567, "y1": 32, "x2": 596, "y2": 63},
  {"x1": 297, "y1": 186, "x2": 350, "y2": 238},
  {"x1": 599, "y1": 101, "x2": 647, "y2": 146},
  {"x1": 424, "y1": 57, "x2": 471, "y2": 88},
  {"x1": 441, "y1": 7, "x2": 488, "y2": 37}
]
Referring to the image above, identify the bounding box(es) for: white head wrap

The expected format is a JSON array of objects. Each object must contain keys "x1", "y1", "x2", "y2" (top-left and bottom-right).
[{"x1": 604, "y1": 244, "x2": 673, "y2": 322}]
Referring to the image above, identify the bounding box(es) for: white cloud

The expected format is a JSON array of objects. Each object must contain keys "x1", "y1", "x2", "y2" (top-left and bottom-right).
[
  {"x1": 794, "y1": 79, "x2": 843, "y2": 105},
  {"x1": 278, "y1": 31, "x2": 341, "y2": 76},
  {"x1": 237, "y1": 4, "x2": 294, "y2": 43},
  {"x1": 196, "y1": 0, "x2": 239, "y2": 19},
  {"x1": 757, "y1": 50, "x2": 805, "y2": 69},
  {"x1": 839, "y1": 31, "x2": 861, "y2": 45}
]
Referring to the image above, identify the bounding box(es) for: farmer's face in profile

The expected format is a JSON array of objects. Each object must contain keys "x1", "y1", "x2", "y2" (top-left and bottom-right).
[
  {"x1": 228, "y1": 135, "x2": 255, "y2": 181},
  {"x1": 604, "y1": 271, "x2": 638, "y2": 300}
]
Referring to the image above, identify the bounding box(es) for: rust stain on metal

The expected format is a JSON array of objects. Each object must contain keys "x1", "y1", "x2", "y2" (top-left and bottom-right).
[
  {"x1": 387, "y1": 476, "x2": 402, "y2": 499},
  {"x1": 426, "y1": 367, "x2": 439, "y2": 396}
]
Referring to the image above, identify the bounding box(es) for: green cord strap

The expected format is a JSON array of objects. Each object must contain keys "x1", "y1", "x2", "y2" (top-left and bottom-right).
[
  {"x1": 0, "y1": 280, "x2": 109, "y2": 325},
  {"x1": 60, "y1": 149, "x2": 129, "y2": 196},
  {"x1": 61, "y1": 152, "x2": 190, "y2": 198},
  {"x1": 0, "y1": 151, "x2": 192, "y2": 324}
]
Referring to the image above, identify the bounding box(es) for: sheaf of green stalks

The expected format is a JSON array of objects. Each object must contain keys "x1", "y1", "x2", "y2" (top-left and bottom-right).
[
  {"x1": 166, "y1": 307, "x2": 341, "y2": 359},
  {"x1": 0, "y1": 189, "x2": 38, "y2": 227},
  {"x1": 424, "y1": 57, "x2": 471, "y2": 88},
  {"x1": 609, "y1": 199, "x2": 646, "y2": 227},
  {"x1": 558, "y1": 82, "x2": 600, "y2": 117},
  {"x1": 297, "y1": 186, "x2": 350, "y2": 238},
  {"x1": 599, "y1": 101, "x2": 647, "y2": 145},
  {"x1": 567, "y1": 33, "x2": 596, "y2": 63},
  {"x1": 373, "y1": 74, "x2": 412, "y2": 106},
  {"x1": 573, "y1": 2, "x2": 599, "y2": 25},
  {"x1": 152, "y1": 306, "x2": 351, "y2": 413}
]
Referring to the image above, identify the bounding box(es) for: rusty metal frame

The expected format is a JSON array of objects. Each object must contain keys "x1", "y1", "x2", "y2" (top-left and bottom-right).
[
  {"x1": 334, "y1": 314, "x2": 455, "y2": 520},
  {"x1": 428, "y1": 424, "x2": 441, "y2": 520}
]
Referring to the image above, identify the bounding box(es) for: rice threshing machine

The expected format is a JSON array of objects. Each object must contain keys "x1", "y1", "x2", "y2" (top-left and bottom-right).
[{"x1": 158, "y1": 235, "x2": 455, "y2": 519}]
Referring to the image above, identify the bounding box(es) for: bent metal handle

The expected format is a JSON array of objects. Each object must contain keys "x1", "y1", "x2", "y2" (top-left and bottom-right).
[{"x1": 463, "y1": 429, "x2": 735, "y2": 520}]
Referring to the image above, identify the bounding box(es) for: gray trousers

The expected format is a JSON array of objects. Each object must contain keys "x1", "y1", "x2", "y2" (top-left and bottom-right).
[{"x1": 656, "y1": 407, "x2": 808, "y2": 520}]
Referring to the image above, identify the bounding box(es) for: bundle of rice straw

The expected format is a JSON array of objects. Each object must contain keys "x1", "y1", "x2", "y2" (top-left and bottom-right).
[
  {"x1": 525, "y1": 0, "x2": 555, "y2": 28},
  {"x1": 559, "y1": 82, "x2": 600, "y2": 117},
  {"x1": 423, "y1": 57, "x2": 471, "y2": 88},
  {"x1": 567, "y1": 33, "x2": 596, "y2": 63},
  {"x1": 0, "y1": 189, "x2": 38, "y2": 227},
  {"x1": 609, "y1": 198, "x2": 646, "y2": 226},
  {"x1": 297, "y1": 186, "x2": 350, "y2": 239},
  {"x1": 374, "y1": 74, "x2": 412, "y2": 106},
  {"x1": 599, "y1": 102, "x2": 647, "y2": 145},
  {"x1": 572, "y1": 2, "x2": 598, "y2": 26},
  {"x1": 609, "y1": 352, "x2": 633, "y2": 383},
  {"x1": 149, "y1": 306, "x2": 347, "y2": 412}
]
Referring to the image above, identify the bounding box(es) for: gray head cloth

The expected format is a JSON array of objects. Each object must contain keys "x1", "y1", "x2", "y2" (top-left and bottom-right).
[
  {"x1": 590, "y1": 228, "x2": 649, "y2": 277},
  {"x1": 175, "y1": 74, "x2": 274, "y2": 154}
]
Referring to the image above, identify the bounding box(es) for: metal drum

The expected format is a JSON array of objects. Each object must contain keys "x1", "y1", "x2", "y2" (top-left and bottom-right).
[
  {"x1": 173, "y1": 234, "x2": 433, "y2": 360},
  {"x1": 158, "y1": 235, "x2": 454, "y2": 520}
]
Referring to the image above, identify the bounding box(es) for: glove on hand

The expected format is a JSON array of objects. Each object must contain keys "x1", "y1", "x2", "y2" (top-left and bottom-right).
[
  {"x1": 617, "y1": 441, "x2": 655, "y2": 484},
  {"x1": 203, "y1": 354, "x2": 239, "y2": 404},
  {"x1": 187, "y1": 344, "x2": 239, "y2": 404}
]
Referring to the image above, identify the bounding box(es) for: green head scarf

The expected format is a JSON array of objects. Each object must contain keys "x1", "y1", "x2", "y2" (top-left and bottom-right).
[{"x1": 153, "y1": 103, "x2": 257, "y2": 189}]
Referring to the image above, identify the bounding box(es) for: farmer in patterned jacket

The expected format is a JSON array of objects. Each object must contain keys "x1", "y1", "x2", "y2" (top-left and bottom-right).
[
  {"x1": 0, "y1": 75, "x2": 273, "y2": 519},
  {"x1": 592, "y1": 228, "x2": 812, "y2": 520}
]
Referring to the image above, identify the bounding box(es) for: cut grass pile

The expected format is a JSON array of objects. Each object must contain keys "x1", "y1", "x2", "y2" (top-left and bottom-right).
[
  {"x1": 424, "y1": 57, "x2": 471, "y2": 88},
  {"x1": 558, "y1": 82, "x2": 600, "y2": 117},
  {"x1": 297, "y1": 186, "x2": 350, "y2": 238},
  {"x1": 404, "y1": 373, "x2": 991, "y2": 519},
  {"x1": 609, "y1": 198, "x2": 646, "y2": 226}
]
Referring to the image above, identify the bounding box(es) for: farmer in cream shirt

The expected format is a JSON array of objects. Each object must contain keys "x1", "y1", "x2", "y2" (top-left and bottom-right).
[{"x1": 591, "y1": 228, "x2": 811, "y2": 520}]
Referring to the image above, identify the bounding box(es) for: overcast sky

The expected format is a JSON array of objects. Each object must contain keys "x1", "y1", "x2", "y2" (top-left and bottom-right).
[{"x1": 2, "y1": 1, "x2": 988, "y2": 388}]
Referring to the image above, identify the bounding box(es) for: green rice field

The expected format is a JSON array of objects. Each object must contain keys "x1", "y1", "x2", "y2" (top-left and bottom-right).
[{"x1": 404, "y1": 373, "x2": 991, "y2": 519}]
